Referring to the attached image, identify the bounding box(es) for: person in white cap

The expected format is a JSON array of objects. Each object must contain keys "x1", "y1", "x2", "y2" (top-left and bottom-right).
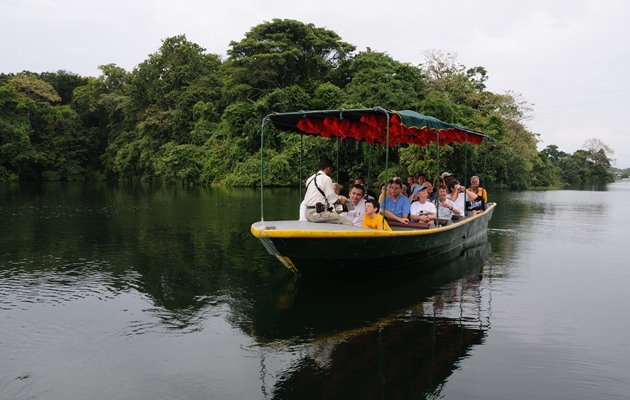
[
  {"x1": 441, "y1": 171, "x2": 453, "y2": 188},
  {"x1": 410, "y1": 184, "x2": 436, "y2": 225}
]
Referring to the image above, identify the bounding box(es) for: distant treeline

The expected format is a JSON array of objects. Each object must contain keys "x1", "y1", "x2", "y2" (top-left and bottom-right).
[{"x1": 0, "y1": 19, "x2": 615, "y2": 188}]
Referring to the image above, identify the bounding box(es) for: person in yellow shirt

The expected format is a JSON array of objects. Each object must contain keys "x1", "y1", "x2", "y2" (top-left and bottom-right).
[{"x1": 362, "y1": 199, "x2": 392, "y2": 231}]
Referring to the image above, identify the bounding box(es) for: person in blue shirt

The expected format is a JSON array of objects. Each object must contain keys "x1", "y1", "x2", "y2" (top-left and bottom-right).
[{"x1": 381, "y1": 178, "x2": 410, "y2": 224}]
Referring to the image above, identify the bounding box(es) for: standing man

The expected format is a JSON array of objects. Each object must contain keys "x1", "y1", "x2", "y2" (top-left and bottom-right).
[
  {"x1": 341, "y1": 184, "x2": 367, "y2": 226},
  {"x1": 304, "y1": 158, "x2": 353, "y2": 225}
]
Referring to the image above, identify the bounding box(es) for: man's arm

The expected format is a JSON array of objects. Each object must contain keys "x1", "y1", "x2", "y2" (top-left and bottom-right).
[
  {"x1": 383, "y1": 209, "x2": 409, "y2": 223},
  {"x1": 319, "y1": 175, "x2": 340, "y2": 205}
]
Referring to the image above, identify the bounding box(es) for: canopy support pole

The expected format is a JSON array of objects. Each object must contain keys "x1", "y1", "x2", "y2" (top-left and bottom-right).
[
  {"x1": 483, "y1": 141, "x2": 489, "y2": 192},
  {"x1": 260, "y1": 116, "x2": 271, "y2": 222},
  {"x1": 464, "y1": 133, "x2": 468, "y2": 217},
  {"x1": 436, "y1": 132, "x2": 440, "y2": 225},
  {"x1": 336, "y1": 136, "x2": 340, "y2": 183},
  {"x1": 367, "y1": 143, "x2": 372, "y2": 188},
  {"x1": 382, "y1": 109, "x2": 391, "y2": 230},
  {"x1": 299, "y1": 132, "x2": 303, "y2": 201}
]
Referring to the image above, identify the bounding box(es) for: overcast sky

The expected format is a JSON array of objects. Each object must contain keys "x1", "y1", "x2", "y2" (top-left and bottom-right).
[{"x1": 2, "y1": 0, "x2": 629, "y2": 167}]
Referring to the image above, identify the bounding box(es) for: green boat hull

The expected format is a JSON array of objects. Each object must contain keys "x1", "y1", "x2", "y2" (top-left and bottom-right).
[{"x1": 253, "y1": 205, "x2": 495, "y2": 274}]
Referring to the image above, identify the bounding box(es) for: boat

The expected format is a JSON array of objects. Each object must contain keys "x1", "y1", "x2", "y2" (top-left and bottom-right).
[{"x1": 250, "y1": 107, "x2": 495, "y2": 274}]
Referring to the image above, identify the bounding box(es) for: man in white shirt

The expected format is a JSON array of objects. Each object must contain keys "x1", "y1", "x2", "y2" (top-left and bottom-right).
[
  {"x1": 303, "y1": 158, "x2": 352, "y2": 225},
  {"x1": 341, "y1": 184, "x2": 366, "y2": 226},
  {"x1": 409, "y1": 184, "x2": 436, "y2": 225}
]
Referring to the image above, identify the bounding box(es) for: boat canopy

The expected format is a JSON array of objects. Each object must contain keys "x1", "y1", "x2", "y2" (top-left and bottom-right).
[{"x1": 267, "y1": 107, "x2": 492, "y2": 147}]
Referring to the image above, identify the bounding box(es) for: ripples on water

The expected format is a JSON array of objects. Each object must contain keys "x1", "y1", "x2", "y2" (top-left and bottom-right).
[
  {"x1": 2, "y1": 183, "x2": 630, "y2": 399},
  {"x1": 0, "y1": 257, "x2": 132, "y2": 309}
]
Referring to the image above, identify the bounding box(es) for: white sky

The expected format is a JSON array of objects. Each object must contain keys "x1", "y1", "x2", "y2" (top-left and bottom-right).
[{"x1": 2, "y1": 0, "x2": 629, "y2": 167}]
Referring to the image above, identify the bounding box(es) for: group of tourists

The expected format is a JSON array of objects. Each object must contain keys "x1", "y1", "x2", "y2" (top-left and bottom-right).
[{"x1": 300, "y1": 157, "x2": 488, "y2": 231}]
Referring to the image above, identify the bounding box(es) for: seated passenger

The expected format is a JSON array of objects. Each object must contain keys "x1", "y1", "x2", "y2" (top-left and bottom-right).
[
  {"x1": 340, "y1": 184, "x2": 366, "y2": 226},
  {"x1": 381, "y1": 178, "x2": 410, "y2": 224},
  {"x1": 363, "y1": 199, "x2": 392, "y2": 231},
  {"x1": 433, "y1": 176, "x2": 445, "y2": 194},
  {"x1": 378, "y1": 180, "x2": 391, "y2": 204},
  {"x1": 466, "y1": 175, "x2": 487, "y2": 215},
  {"x1": 410, "y1": 179, "x2": 435, "y2": 203},
  {"x1": 333, "y1": 182, "x2": 341, "y2": 195},
  {"x1": 447, "y1": 179, "x2": 466, "y2": 220},
  {"x1": 416, "y1": 172, "x2": 426, "y2": 186},
  {"x1": 436, "y1": 184, "x2": 461, "y2": 225},
  {"x1": 405, "y1": 175, "x2": 417, "y2": 197},
  {"x1": 425, "y1": 182, "x2": 437, "y2": 203},
  {"x1": 409, "y1": 185, "x2": 436, "y2": 226},
  {"x1": 354, "y1": 177, "x2": 376, "y2": 200}
]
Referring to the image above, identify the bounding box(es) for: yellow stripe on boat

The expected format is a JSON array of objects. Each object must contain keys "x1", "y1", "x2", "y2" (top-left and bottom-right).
[{"x1": 252, "y1": 203, "x2": 495, "y2": 239}]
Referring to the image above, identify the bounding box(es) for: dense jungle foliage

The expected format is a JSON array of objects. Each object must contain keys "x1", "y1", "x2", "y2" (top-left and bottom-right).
[{"x1": 0, "y1": 19, "x2": 616, "y2": 189}]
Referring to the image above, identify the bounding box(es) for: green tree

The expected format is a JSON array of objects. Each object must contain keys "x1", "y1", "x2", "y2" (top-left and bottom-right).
[
  {"x1": 344, "y1": 50, "x2": 426, "y2": 109},
  {"x1": 107, "y1": 35, "x2": 223, "y2": 180},
  {"x1": 0, "y1": 84, "x2": 32, "y2": 179},
  {"x1": 0, "y1": 75, "x2": 90, "y2": 180},
  {"x1": 72, "y1": 64, "x2": 133, "y2": 176},
  {"x1": 39, "y1": 70, "x2": 88, "y2": 104},
  {"x1": 225, "y1": 19, "x2": 355, "y2": 100}
]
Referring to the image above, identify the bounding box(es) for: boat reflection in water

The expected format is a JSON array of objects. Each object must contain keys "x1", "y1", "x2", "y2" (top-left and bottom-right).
[{"x1": 250, "y1": 241, "x2": 493, "y2": 399}]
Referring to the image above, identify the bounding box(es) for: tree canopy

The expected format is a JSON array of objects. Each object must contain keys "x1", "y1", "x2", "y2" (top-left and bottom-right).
[{"x1": 0, "y1": 19, "x2": 616, "y2": 187}]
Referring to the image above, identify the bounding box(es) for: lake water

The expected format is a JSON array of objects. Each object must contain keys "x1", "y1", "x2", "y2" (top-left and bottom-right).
[{"x1": 1, "y1": 182, "x2": 629, "y2": 400}]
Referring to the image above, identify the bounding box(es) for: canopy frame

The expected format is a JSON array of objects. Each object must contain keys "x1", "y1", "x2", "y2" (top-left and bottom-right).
[{"x1": 259, "y1": 107, "x2": 493, "y2": 223}]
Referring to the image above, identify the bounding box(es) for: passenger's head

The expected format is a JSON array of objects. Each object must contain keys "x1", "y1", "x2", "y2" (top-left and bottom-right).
[
  {"x1": 438, "y1": 184, "x2": 448, "y2": 198},
  {"x1": 333, "y1": 182, "x2": 341, "y2": 195},
  {"x1": 389, "y1": 178, "x2": 403, "y2": 197},
  {"x1": 424, "y1": 182, "x2": 433, "y2": 194},
  {"x1": 318, "y1": 157, "x2": 333, "y2": 175},
  {"x1": 448, "y1": 179, "x2": 460, "y2": 192},
  {"x1": 417, "y1": 173, "x2": 426, "y2": 184},
  {"x1": 417, "y1": 185, "x2": 428, "y2": 202},
  {"x1": 354, "y1": 176, "x2": 365, "y2": 185},
  {"x1": 406, "y1": 175, "x2": 415, "y2": 186},
  {"x1": 365, "y1": 198, "x2": 379, "y2": 215},
  {"x1": 470, "y1": 175, "x2": 480, "y2": 186},
  {"x1": 349, "y1": 184, "x2": 365, "y2": 204},
  {"x1": 385, "y1": 179, "x2": 393, "y2": 195}
]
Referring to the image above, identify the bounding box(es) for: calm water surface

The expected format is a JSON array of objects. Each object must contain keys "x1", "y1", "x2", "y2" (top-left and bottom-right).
[{"x1": 1, "y1": 182, "x2": 629, "y2": 399}]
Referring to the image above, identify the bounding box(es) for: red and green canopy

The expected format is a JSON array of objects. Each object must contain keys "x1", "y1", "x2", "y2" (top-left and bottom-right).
[{"x1": 267, "y1": 108, "x2": 491, "y2": 147}]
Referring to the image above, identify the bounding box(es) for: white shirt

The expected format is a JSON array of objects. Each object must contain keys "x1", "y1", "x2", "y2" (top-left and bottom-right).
[
  {"x1": 341, "y1": 198, "x2": 366, "y2": 226},
  {"x1": 436, "y1": 198, "x2": 457, "y2": 220},
  {"x1": 410, "y1": 200, "x2": 436, "y2": 217},
  {"x1": 303, "y1": 171, "x2": 338, "y2": 207},
  {"x1": 449, "y1": 191, "x2": 466, "y2": 215}
]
